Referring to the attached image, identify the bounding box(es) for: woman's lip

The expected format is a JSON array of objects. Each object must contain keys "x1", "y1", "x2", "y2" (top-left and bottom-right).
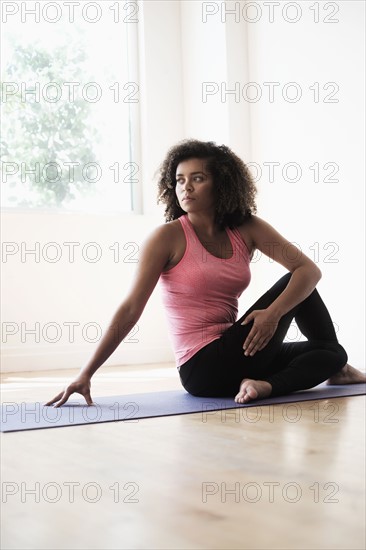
[{"x1": 182, "y1": 197, "x2": 194, "y2": 201}]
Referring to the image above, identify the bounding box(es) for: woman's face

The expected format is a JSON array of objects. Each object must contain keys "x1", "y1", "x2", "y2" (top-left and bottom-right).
[{"x1": 175, "y1": 158, "x2": 215, "y2": 215}]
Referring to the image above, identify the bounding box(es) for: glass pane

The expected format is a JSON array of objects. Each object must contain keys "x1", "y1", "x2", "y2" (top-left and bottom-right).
[{"x1": 1, "y1": 2, "x2": 135, "y2": 213}]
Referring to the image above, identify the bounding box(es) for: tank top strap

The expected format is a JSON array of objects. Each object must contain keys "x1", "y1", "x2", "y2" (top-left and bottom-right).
[
  {"x1": 226, "y1": 225, "x2": 251, "y2": 260},
  {"x1": 178, "y1": 214, "x2": 200, "y2": 249}
]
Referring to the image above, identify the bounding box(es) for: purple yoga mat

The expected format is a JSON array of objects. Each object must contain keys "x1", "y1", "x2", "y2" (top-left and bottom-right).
[{"x1": 1, "y1": 383, "x2": 365, "y2": 432}]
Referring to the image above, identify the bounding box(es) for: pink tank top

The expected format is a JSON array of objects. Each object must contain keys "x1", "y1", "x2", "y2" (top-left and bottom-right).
[{"x1": 159, "y1": 214, "x2": 251, "y2": 367}]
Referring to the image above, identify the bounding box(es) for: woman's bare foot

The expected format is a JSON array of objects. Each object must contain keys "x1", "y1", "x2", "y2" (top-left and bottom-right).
[
  {"x1": 326, "y1": 363, "x2": 366, "y2": 385},
  {"x1": 235, "y1": 378, "x2": 272, "y2": 404}
]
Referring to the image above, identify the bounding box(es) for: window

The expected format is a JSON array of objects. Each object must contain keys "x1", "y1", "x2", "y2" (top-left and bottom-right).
[{"x1": 1, "y1": 1, "x2": 139, "y2": 213}]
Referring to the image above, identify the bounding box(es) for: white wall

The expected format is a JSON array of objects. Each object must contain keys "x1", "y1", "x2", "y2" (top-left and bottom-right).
[
  {"x1": 1, "y1": 1, "x2": 364, "y2": 372},
  {"x1": 179, "y1": 1, "x2": 252, "y2": 155},
  {"x1": 1, "y1": 212, "x2": 172, "y2": 372},
  {"x1": 243, "y1": 0, "x2": 365, "y2": 366}
]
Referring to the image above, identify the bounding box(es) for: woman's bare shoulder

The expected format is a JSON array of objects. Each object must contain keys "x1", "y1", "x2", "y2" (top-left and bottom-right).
[
  {"x1": 144, "y1": 220, "x2": 181, "y2": 238},
  {"x1": 142, "y1": 219, "x2": 183, "y2": 266},
  {"x1": 148, "y1": 219, "x2": 182, "y2": 241},
  {"x1": 149, "y1": 219, "x2": 185, "y2": 271},
  {"x1": 236, "y1": 215, "x2": 273, "y2": 239}
]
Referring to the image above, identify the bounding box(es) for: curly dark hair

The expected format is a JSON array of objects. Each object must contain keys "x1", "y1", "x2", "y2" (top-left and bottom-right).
[{"x1": 156, "y1": 139, "x2": 257, "y2": 229}]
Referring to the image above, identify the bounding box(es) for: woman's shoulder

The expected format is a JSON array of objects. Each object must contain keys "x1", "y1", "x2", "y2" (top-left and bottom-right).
[
  {"x1": 148, "y1": 218, "x2": 183, "y2": 239},
  {"x1": 146, "y1": 218, "x2": 184, "y2": 254},
  {"x1": 235, "y1": 215, "x2": 288, "y2": 254},
  {"x1": 148, "y1": 218, "x2": 185, "y2": 273}
]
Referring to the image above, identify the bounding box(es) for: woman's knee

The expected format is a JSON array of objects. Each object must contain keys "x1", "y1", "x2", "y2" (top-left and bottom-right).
[
  {"x1": 267, "y1": 272, "x2": 292, "y2": 297},
  {"x1": 325, "y1": 341, "x2": 348, "y2": 371}
]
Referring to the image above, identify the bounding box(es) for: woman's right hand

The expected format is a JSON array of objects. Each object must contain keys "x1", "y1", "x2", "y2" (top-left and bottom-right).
[{"x1": 44, "y1": 374, "x2": 94, "y2": 408}]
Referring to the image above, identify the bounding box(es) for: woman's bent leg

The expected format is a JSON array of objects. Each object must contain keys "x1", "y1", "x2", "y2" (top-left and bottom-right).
[
  {"x1": 264, "y1": 340, "x2": 348, "y2": 396},
  {"x1": 179, "y1": 272, "x2": 349, "y2": 398}
]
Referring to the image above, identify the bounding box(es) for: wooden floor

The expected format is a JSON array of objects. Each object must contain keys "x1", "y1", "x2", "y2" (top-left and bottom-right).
[{"x1": 1, "y1": 363, "x2": 365, "y2": 550}]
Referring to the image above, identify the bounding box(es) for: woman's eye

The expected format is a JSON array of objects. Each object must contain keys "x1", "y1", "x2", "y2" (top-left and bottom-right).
[{"x1": 175, "y1": 176, "x2": 204, "y2": 184}]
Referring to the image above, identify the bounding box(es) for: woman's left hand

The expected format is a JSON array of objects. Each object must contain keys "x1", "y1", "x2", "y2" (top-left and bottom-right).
[{"x1": 241, "y1": 309, "x2": 280, "y2": 356}]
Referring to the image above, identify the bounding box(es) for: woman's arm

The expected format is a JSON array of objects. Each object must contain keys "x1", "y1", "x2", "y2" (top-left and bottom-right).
[
  {"x1": 80, "y1": 224, "x2": 174, "y2": 377},
  {"x1": 240, "y1": 216, "x2": 322, "y2": 356},
  {"x1": 251, "y1": 216, "x2": 322, "y2": 317},
  {"x1": 45, "y1": 224, "x2": 173, "y2": 407}
]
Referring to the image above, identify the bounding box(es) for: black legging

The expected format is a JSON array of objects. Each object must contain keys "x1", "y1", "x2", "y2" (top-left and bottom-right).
[{"x1": 179, "y1": 272, "x2": 347, "y2": 397}]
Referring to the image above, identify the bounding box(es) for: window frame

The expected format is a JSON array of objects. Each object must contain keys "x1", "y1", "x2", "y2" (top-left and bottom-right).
[{"x1": 0, "y1": 12, "x2": 142, "y2": 217}]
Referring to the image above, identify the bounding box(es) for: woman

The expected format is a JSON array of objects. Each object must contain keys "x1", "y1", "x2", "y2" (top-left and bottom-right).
[{"x1": 46, "y1": 140, "x2": 365, "y2": 408}]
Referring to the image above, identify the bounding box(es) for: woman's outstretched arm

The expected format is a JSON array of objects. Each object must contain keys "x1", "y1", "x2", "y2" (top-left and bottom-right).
[{"x1": 45, "y1": 224, "x2": 173, "y2": 407}]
